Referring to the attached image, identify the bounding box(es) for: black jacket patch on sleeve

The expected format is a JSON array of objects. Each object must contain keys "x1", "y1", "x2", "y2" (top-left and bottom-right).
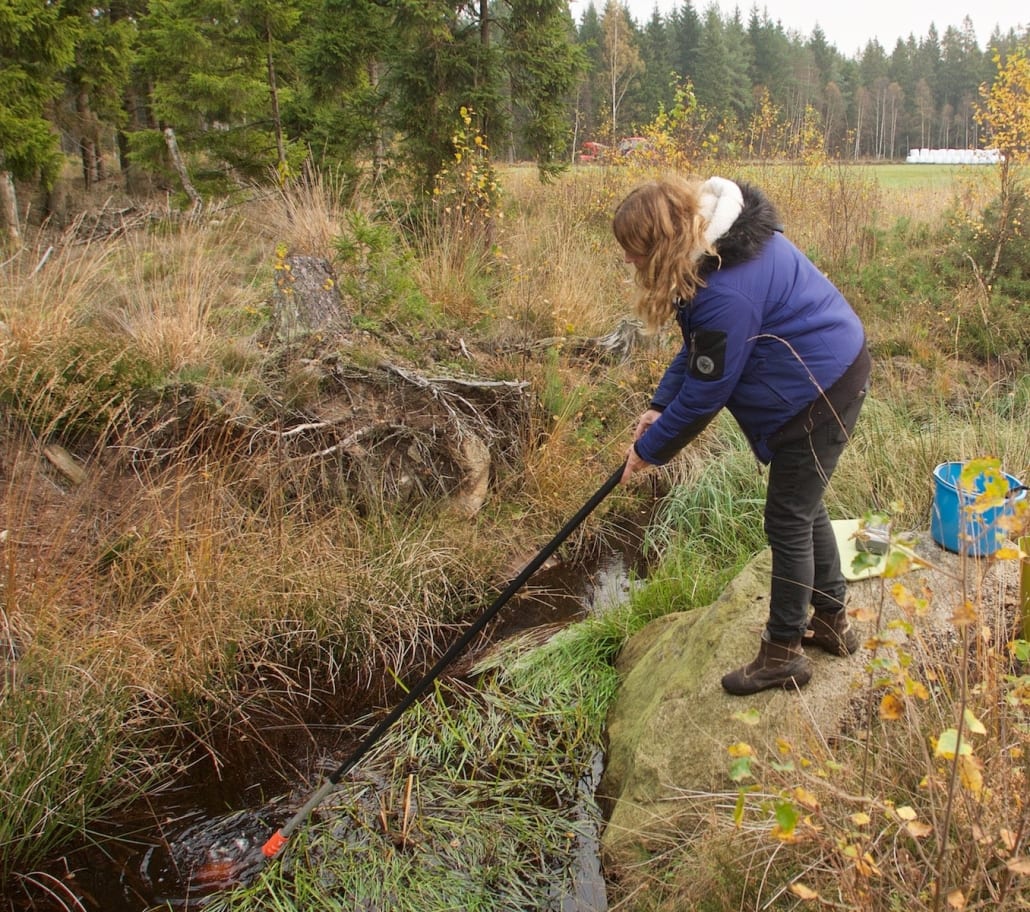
[{"x1": 688, "y1": 329, "x2": 726, "y2": 380}]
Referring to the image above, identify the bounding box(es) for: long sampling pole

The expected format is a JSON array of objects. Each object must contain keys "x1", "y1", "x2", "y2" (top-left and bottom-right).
[{"x1": 260, "y1": 461, "x2": 626, "y2": 861}]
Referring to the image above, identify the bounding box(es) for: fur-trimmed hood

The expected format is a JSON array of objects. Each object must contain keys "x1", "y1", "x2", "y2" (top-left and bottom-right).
[{"x1": 700, "y1": 181, "x2": 783, "y2": 273}]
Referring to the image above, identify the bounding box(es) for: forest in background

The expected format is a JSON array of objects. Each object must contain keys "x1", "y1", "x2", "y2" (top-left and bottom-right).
[
  {"x1": 578, "y1": 3, "x2": 1027, "y2": 162},
  {"x1": 2, "y1": 0, "x2": 1029, "y2": 244}
]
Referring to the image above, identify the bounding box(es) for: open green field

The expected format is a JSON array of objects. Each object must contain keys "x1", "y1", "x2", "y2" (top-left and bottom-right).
[{"x1": 862, "y1": 162, "x2": 985, "y2": 189}]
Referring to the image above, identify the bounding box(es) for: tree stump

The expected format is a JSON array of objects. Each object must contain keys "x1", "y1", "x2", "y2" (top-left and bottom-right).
[{"x1": 271, "y1": 254, "x2": 351, "y2": 342}]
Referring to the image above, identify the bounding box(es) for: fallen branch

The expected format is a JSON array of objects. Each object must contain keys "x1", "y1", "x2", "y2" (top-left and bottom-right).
[
  {"x1": 164, "y1": 127, "x2": 203, "y2": 216},
  {"x1": 43, "y1": 445, "x2": 87, "y2": 486}
]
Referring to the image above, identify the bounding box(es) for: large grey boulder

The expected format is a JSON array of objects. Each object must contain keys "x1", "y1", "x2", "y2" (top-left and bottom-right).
[{"x1": 598, "y1": 537, "x2": 1015, "y2": 868}]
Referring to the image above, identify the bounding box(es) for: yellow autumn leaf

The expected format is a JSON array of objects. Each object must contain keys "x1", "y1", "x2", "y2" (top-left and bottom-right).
[
  {"x1": 727, "y1": 741, "x2": 753, "y2": 758},
  {"x1": 771, "y1": 825, "x2": 798, "y2": 844},
  {"x1": 731, "y1": 708, "x2": 761, "y2": 726},
  {"x1": 789, "y1": 882, "x2": 820, "y2": 900},
  {"x1": 891, "y1": 582, "x2": 918, "y2": 609},
  {"x1": 851, "y1": 811, "x2": 872, "y2": 826},
  {"x1": 854, "y1": 851, "x2": 881, "y2": 877},
  {"x1": 1006, "y1": 856, "x2": 1030, "y2": 875},
  {"x1": 793, "y1": 787, "x2": 819, "y2": 810},
  {"x1": 895, "y1": 805, "x2": 917, "y2": 821},
  {"x1": 880, "y1": 692, "x2": 905, "y2": 720},
  {"x1": 905, "y1": 677, "x2": 930, "y2": 699},
  {"x1": 958, "y1": 754, "x2": 983, "y2": 794},
  {"x1": 951, "y1": 599, "x2": 978, "y2": 628},
  {"x1": 733, "y1": 790, "x2": 746, "y2": 827},
  {"x1": 906, "y1": 820, "x2": 933, "y2": 838},
  {"x1": 963, "y1": 707, "x2": 987, "y2": 736},
  {"x1": 884, "y1": 550, "x2": 913, "y2": 578},
  {"x1": 802, "y1": 814, "x2": 823, "y2": 835},
  {"x1": 935, "y1": 727, "x2": 973, "y2": 759}
]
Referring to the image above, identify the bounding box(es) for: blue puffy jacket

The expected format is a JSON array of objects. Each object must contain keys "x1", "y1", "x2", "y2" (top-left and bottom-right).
[{"x1": 635, "y1": 210, "x2": 867, "y2": 466}]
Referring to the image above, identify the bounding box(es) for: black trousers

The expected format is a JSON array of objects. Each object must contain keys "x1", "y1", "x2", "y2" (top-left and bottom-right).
[{"x1": 763, "y1": 390, "x2": 867, "y2": 641}]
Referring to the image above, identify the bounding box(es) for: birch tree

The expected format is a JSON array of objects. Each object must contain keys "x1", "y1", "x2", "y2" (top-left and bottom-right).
[
  {"x1": 974, "y1": 48, "x2": 1030, "y2": 287},
  {"x1": 601, "y1": 0, "x2": 642, "y2": 142}
]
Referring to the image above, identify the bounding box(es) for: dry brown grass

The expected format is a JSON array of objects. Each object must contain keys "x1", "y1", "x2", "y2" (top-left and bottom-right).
[{"x1": 2, "y1": 158, "x2": 1027, "y2": 899}]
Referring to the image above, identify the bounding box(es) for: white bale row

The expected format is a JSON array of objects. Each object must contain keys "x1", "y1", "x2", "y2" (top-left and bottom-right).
[{"x1": 905, "y1": 148, "x2": 1002, "y2": 164}]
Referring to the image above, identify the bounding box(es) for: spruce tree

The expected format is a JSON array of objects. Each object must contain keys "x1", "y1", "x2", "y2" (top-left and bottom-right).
[{"x1": 0, "y1": 0, "x2": 75, "y2": 243}]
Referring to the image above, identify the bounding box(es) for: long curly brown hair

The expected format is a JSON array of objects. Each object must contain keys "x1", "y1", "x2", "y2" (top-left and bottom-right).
[{"x1": 612, "y1": 176, "x2": 713, "y2": 330}]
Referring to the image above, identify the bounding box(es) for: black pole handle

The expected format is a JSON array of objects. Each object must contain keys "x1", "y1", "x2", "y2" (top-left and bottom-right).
[
  {"x1": 263, "y1": 462, "x2": 625, "y2": 854},
  {"x1": 326, "y1": 460, "x2": 625, "y2": 785}
]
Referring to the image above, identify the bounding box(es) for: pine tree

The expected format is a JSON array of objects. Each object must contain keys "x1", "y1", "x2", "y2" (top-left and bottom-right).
[
  {"x1": 58, "y1": 0, "x2": 136, "y2": 189},
  {"x1": 939, "y1": 19, "x2": 990, "y2": 147},
  {"x1": 134, "y1": 0, "x2": 305, "y2": 189},
  {"x1": 637, "y1": 7, "x2": 675, "y2": 126},
  {"x1": 374, "y1": 0, "x2": 581, "y2": 191},
  {"x1": 747, "y1": 8, "x2": 794, "y2": 110},
  {"x1": 692, "y1": 4, "x2": 750, "y2": 146},
  {"x1": 294, "y1": 0, "x2": 392, "y2": 180},
  {"x1": 0, "y1": 0, "x2": 75, "y2": 243},
  {"x1": 668, "y1": 1, "x2": 701, "y2": 88},
  {"x1": 574, "y1": 2, "x2": 605, "y2": 146}
]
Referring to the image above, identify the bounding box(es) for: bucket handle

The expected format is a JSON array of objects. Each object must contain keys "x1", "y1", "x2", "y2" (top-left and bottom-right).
[
  {"x1": 951, "y1": 483, "x2": 1028, "y2": 514},
  {"x1": 953, "y1": 483, "x2": 1028, "y2": 504}
]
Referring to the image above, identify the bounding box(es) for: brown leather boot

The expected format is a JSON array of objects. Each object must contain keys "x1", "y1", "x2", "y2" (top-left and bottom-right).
[
  {"x1": 804, "y1": 609, "x2": 859, "y2": 656},
  {"x1": 721, "y1": 631, "x2": 812, "y2": 695}
]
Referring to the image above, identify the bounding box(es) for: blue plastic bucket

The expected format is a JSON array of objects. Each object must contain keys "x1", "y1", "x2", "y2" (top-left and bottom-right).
[{"x1": 930, "y1": 462, "x2": 1027, "y2": 556}]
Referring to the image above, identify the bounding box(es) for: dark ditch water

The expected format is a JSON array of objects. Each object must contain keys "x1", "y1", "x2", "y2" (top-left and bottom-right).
[{"x1": 4, "y1": 507, "x2": 652, "y2": 912}]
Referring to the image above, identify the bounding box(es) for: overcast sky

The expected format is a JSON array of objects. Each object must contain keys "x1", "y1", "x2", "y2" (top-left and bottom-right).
[{"x1": 590, "y1": 0, "x2": 1025, "y2": 56}]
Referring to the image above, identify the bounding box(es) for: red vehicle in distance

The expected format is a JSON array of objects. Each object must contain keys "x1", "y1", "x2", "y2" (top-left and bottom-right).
[
  {"x1": 616, "y1": 135, "x2": 649, "y2": 155},
  {"x1": 577, "y1": 137, "x2": 651, "y2": 164},
  {"x1": 577, "y1": 141, "x2": 607, "y2": 163}
]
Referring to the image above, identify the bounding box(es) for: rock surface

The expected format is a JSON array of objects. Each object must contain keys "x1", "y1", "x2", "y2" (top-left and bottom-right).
[{"x1": 598, "y1": 535, "x2": 1021, "y2": 867}]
